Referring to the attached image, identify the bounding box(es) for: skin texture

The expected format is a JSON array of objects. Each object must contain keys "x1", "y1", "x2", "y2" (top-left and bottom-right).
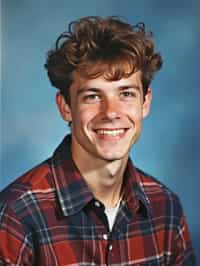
[{"x1": 56, "y1": 71, "x2": 152, "y2": 207}]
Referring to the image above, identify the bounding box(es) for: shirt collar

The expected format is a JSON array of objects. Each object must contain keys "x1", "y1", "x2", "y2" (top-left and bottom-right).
[
  {"x1": 123, "y1": 161, "x2": 152, "y2": 218},
  {"x1": 51, "y1": 134, "x2": 151, "y2": 218},
  {"x1": 51, "y1": 135, "x2": 93, "y2": 216}
]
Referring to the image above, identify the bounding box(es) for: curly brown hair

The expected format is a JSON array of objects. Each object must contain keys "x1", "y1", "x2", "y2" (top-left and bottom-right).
[{"x1": 45, "y1": 16, "x2": 163, "y2": 104}]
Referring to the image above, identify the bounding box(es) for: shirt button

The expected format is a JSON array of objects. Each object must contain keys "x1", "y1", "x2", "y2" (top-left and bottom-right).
[
  {"x1": 94, "y1": 201, "x2": 101, "y2": 207},
  {"x1": 108, "y1": 244, "x2": 113, "y2": 251},
  {"x1": 121, "y1": 200, "x2": 125, "y2": 206},
  {"x1": 103, "y1": 234, "x2": 108, "y2": 240}
]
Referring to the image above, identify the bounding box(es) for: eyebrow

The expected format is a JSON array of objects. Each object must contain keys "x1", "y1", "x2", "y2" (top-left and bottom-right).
[
  {"x1": 119, "y1": 85, "x2": 141, "y2": 91},
  {"x1": 76, "y1": 84, "x2": 141, "y2": 96},
  {"x1": 77, "y1": 88, "x2": 100, "y2": 96}
]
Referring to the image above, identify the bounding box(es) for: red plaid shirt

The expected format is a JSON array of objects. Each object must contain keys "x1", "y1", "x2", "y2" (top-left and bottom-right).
[{"x1": 0, "y1": 135, "x2": 195, "y2": 265}]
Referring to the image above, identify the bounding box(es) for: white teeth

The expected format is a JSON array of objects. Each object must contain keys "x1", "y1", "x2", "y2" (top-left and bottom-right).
[{"x1": 96, "y1": 129, "x2": 125, "y2": 136}]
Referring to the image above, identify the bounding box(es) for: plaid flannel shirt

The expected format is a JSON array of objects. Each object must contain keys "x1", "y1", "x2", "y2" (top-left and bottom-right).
[{"x1": 0, "y1": 135, "x2": 195, "y2": 265}]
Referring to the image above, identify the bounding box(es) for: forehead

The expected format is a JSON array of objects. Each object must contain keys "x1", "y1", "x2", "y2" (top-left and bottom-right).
[{"x1": 71, "y1": 71, "x2": 142, "y2": 93}]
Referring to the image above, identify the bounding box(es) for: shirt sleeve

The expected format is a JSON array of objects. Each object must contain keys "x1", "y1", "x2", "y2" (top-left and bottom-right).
[
  {"x1": 172, "y1": 200, "x2": 196, "y2": 265},
  {"x1": 0, "y1": 202, "x2": 34, "y2": 265}
]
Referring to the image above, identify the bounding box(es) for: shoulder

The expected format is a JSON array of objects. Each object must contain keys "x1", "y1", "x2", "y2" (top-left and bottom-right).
[
  {"x1": 0, "y1": 162, "x2": 53, "y2": 265},
  {"x1": 0, "y1": 159, "x2": 53, "y2": 213},
  {"x1": 135, "y1": 168, "x2": 196, "y2": 263},
  {"x1": 135, "y1": 167, "x2": 184, "y2": 219}
]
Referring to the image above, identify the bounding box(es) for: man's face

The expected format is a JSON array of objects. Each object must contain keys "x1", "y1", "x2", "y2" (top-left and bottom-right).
[{"x1": 57, "y1": 71, "x2": 152, "y2": 162}]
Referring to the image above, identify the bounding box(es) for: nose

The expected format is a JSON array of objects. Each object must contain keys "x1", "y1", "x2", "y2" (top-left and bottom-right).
[{"x1": 101, "y1": 97, "x2": 121, "y2": 120}]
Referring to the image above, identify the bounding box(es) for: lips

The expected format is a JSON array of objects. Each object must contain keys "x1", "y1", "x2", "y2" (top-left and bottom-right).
[
  {"x1": 94, "y1": 128, "x2": 129, "y2": 139},
  {"x1": 95, "y1": 128, "x2": 125, "y2": 136}
]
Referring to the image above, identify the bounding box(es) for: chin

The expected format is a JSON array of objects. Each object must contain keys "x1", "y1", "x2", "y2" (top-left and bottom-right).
[{"x1": 98, "y1": 151, "x2": 129, "y2": 162}]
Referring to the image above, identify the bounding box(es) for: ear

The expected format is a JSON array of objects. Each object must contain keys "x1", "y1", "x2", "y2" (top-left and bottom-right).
[
  {"x1": 142, "y1": 88, "x2": 152, "y2": 118},
  {"x1": 56, "y1": 92, "x2": 72, "y2": 122}
]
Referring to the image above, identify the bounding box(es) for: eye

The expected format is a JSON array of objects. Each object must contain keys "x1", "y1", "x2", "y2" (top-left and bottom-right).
[
  {"x1": 83, "y1": 94, "x2": 101, "y2": 103},
  {"x1": 120, "y1": 90, "x2": 137, "y2": 100}
]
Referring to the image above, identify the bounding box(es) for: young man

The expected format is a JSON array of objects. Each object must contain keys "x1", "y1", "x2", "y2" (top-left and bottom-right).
[{"x1": 0, "y1": 16, "x2": 196, "y2": 265}]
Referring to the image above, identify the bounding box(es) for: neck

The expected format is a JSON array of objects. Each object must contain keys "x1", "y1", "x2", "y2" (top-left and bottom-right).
[{"x1": 71, "y1": 138, "x2": 128, "y2": 208}]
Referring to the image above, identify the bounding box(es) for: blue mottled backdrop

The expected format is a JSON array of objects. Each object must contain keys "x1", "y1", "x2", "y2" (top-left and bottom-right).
[{"x1": 2, "y1": 0, "x2": 200, "y2": 261}]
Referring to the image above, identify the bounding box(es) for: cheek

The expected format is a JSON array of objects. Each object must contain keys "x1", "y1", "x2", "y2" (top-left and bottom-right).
[
  {"x1": 126, "y1": 104, "x2": 143, "y2": 123},
  {"x1": 72, "y1": 107, "x2": 99, "y2": 128}
]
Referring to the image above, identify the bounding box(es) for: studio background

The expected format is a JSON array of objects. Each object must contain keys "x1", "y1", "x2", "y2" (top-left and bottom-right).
[{"x1": 1, "y1": 0, "x2": 200, "y2": 262}]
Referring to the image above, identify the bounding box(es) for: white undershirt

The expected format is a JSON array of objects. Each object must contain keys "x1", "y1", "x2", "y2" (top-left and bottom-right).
[{"x1": 104, "y1": 200, "x2": 121, "y2": 231}]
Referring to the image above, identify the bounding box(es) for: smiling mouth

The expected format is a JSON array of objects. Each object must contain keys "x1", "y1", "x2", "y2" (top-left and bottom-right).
[{"x1": 94, "y1": 128, "x2": 129, "y2": 139}]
